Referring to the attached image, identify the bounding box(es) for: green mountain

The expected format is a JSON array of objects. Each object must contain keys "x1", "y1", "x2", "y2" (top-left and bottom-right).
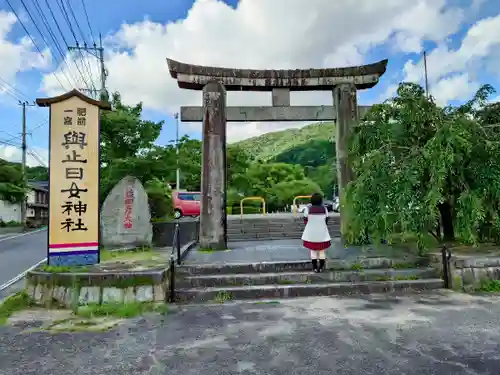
[{"x1": 233, "y1": 122, "x2": 335, "y2": 161}]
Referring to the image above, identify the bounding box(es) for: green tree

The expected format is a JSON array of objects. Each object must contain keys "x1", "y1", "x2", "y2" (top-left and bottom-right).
[
  {"x1": 145, "y1": 178, "x2": 173, "y2": 219},
  {"x1": 477, "y1": 101, "x2": 500, "y2": 125},
  {"x1": 227, "y1": 145, "x2": 252, "y2": 191},
  {"x1": 99, "y1": 93, "x2": 165, "y2": 201},
  {"x1": 0, "y1": 160, "x2": 27, "y2": 203},
  {"x1": 100, "y1": 92, "x2": 163, "y2": 165},
  {"x1": 242, "y1": 162, "x2": 305, "y2": 196},
  {"x1": 26, "y1": 165, "x2": 48, "y2": 181},
  {"x1": 268, "y1": 179, "x2": 322, "y2": 208},
  {"x1": 273, "y1": 139, "x2": 335, "y2": 168},
  {"x1": 344, "y1": 82, "x2": 500, "y2": 248},
  {"x1": 307, "y1": 162, "x2": 337, "y2": 199},
  {"x1": 177, "y1": 136, "x2": 202, "y2": 191}
]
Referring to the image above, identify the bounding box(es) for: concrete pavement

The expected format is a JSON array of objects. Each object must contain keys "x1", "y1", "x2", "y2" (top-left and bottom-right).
[
  {"x1": 1, "y1": 291, "x2": 500, "y2": 374},
  {"x1": 0, "y1": 230, "x2": 47, "y2": 299}
]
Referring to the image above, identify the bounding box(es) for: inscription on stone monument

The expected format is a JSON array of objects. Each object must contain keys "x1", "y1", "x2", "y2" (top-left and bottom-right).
[{"x1": 101, "y1": 176, "x2": 152, "y2": 248}]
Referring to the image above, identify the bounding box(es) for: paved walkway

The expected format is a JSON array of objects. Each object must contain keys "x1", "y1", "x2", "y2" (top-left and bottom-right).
[
  {"x1": 1, "y1": 291, "x2": 499, "y2": 374},
  {"x1": 184, "y1": 239, "x2": 416, "y2": 264}
]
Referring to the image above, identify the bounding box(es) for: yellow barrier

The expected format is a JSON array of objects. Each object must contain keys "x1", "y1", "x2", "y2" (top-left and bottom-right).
[
  {"x1": 240, "y1": 197, "x2": 266, "y2": 220},
  {"x1": 292, "y1": 195, "x2": 311, "y2": 216}
]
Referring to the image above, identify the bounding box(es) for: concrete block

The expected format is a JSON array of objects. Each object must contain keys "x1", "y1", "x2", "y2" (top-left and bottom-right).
[
  {"x1": 79, "y1": 286, "x2": 101, "y2": 305},
  {"x1": 136, "y1": 286, "x2": 154, "y2": 302},
  {"x1": 102, "y1": 287, "x2": 124, "y2": 303}
]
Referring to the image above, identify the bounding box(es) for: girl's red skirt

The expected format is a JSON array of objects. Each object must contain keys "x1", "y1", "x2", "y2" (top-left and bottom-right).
[{"x1": 303, "y1": 240, "x2": 331, "y2": 251}]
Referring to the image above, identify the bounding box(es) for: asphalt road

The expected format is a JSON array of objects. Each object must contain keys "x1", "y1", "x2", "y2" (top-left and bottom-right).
[
  {"x1": 1, "y1": 291, "x2": 500, "y2": 374},
  {"x1": 0, "y1": 230, "x2": 47, "y2": 299}
]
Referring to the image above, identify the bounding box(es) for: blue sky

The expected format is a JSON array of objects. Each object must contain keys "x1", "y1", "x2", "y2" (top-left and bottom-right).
[{"x1": 0, "y1": 0, "x2": 499, "y2": 165}]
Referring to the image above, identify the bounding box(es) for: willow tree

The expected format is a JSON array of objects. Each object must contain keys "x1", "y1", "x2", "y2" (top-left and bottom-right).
[{"x1": 343, "y1": 82, "x2": 500, "y2": 248}]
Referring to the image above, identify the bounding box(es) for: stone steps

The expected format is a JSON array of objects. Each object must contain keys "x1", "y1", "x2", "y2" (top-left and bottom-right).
[
  {"x1": 227, "y1": 232, "x2": 341, "y2": 241},
  {"x1": 227, "y1": 217, "x2": 340, "y2": 241},
  {"x1": 179, "y1": 258, "x2": 429, "y2": 275},
  {"x1": 175, "y1": 258, "x2": 443, "y2": 303},
  {"x1": 177, "y1": 267, "x2": 439, "y2": 288},
  {"x1": 175, "y1": 279, "x2": 444, "y2": 303}
]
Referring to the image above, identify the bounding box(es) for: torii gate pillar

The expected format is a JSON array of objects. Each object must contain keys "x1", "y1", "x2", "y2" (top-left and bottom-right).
[{"x1": 200, "y1": 81, "x2": 227, "y2": 250}]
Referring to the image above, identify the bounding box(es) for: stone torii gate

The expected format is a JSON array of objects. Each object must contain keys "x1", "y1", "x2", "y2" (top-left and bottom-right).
[{"x1": 167, "y1": 58, "x2": 388, "y2": 250}]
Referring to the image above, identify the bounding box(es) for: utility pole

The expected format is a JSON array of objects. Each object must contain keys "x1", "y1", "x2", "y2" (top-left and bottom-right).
[
  {"x1": 18, "y1": 101, "x2": 36, "y2": 226},
  {"x1": 423, "y1": 50, "x2": 429, "y2": 97},
  {"x1": 174, "y1": 113, "x2": 180, "y2": 190},
  {"x1": 69, "y1": 33, "x2": 107, "y2": 99}
]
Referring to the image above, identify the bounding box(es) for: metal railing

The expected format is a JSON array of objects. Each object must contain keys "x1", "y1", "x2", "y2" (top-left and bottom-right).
[
  {"x1": 292, "y1": 195, "x2": 311, "y2": 216},
  {"x1": 239, "y1": 196, "x2": 266, "y2": 220},
  {"x1": 441, "y1": 245, "x2": 452, "y2": 289},
  {"x1": 169, "y1": 222, "x2": 180, "y2": 303}
]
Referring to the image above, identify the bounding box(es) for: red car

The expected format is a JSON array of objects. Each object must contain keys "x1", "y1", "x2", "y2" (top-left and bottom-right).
[{"x1": 173, "y1": 191, "x2": 201, "y2": 219}]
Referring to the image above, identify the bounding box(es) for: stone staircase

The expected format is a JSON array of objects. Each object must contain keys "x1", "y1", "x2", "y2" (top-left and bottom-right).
[
  {"x1": 227, "y1": 215, "x2": 341, "y2": 241},
  {"x1": 175, "y1": 257, "x2": 444, "y2": 303}
]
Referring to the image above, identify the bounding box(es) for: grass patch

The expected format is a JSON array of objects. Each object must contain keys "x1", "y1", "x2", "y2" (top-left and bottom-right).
[
  {"x1": 197, "y1": 248, "x2": 231, "y2": 253},
  {"x1": 446, "y1": 243, "x2": 500, "y2": 256},
  {"x1": 394, "y1": 275, "x2": 420, "y2": 281},
  {"x1": 213, "y1": 291, "x2": 232, "y2": 304},
  {"x1": 100, "y1": 246, "x2": 154, "y2": 262},
  {"x1": 41, "y1": 265, "x2": 91, "y2": 273},
  {"x1": 0, "y1": 291, "x2": 35, "y2": 324},
  {"x1": 350, "y1": 263, "x2": 364, "y2": 271},
  {"x1": 77, "y1": 302, "x2": 168, "y2": 319},
  {"x1": 478, "y1": 280, "x2": 500, "y2": 292},
  {"x1": 277, "y1": 279, "x2": 295, "y2": 285},
  {"x1": 392, "y1": 262, "x2": 417, "y2": 269},
  {"x1": 375, "y1": 276, "x2": 392, "y2": 281}
]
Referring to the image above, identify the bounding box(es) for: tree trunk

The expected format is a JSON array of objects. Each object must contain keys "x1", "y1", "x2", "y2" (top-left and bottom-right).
[{"x1": 438, "y1": 202, "x2": 454, "y2": 241}]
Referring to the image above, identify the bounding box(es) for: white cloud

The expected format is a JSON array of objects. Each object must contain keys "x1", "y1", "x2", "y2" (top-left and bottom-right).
[
  {"x1": 0, "y1": 11, "x2": 52, "y2": 101},
  {"x1": 401, "y1": 13, "x2": 500, "y2": 105},
  {"x1": 40, "y1": 0, "x2": 494, "y2": 141},
  {"x1": 0, "y1": 145, "x2": 48, "y2": 167}
]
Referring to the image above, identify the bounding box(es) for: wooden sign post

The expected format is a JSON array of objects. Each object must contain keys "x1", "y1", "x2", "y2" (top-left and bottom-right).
[{"x1": 36, "y1": 90, "x2": 110, "y2": 266}]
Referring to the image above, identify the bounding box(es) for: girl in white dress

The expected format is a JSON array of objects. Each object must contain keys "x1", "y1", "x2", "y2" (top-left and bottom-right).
[{"x1": 301, "y1": 193, "x2": 331, "y2": 272}]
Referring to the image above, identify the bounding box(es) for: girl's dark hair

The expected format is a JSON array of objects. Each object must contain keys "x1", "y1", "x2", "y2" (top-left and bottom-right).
[{"x1": 310, "y1": 192, "x2": 323, "y2": 206}]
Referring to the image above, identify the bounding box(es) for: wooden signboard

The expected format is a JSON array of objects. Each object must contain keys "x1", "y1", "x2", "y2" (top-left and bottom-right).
[{"x1": 36, "y1": 90, "x2": 110, "y2": 266}]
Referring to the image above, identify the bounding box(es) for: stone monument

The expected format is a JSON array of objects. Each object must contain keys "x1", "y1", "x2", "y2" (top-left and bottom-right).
[
  {"x1": 166, "y1": 58, "x2": 388, "y2": 249},
  {"x1": 101, "y1": 176, "x2": 152, "y2": 248}
]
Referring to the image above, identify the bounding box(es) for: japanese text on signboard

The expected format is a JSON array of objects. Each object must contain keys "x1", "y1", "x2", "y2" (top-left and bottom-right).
[{"x1": 60, "y1": 107, "x2": 89, "y2": 233}]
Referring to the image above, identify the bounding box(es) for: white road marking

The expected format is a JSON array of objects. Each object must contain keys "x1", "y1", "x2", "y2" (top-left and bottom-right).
[
  {"x1": 0, "y1": 258, "x2": 47, "y2": 292},
  {"x1": 0, "y1": 228, "x2": 46, "y2": 243}
]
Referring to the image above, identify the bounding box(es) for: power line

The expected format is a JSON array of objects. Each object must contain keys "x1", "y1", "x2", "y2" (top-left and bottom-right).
[
  {"x1": 19, "y1": 101, "x2": 36, "y2": 224},
  {"x1": 0, "y1": 76, "x2": 31, "y2": 102},
  {"x1": 27, "y1": 149, "x2": 47, "y2": 167},
  {"x1": 28, "y1": 0, "x2": 77, "y2": 87},
  {"x1": 4, "y1": 0, "x2": 67, "y2": 91},
  {"x1": 80, "y1": 0, "x2": 95, "y2": 45},
  {"x1": 69, "y1": 34, "x2": 107, "y2": 99},
  {"x1": 0, "y1": 83, "x2": 24, "y2": 102},
  {"x1": 63, "y1": 0, "x2": 98, "y2": 89},
  {"x1": 56, "y1": 0, "x2": 96, "y2": 91},
  {"x1": 64, "y1": 0, "x2": 86, "y2": 42},
  {"x1": 28, "y1": 119, "x2": 48, "y2": 135},
  {"x1": 0, "y1": 138, "x2": 20, "y2": 147},
  {"x1": 42, "y1": 0, "x2": 89, "y2": 88}
]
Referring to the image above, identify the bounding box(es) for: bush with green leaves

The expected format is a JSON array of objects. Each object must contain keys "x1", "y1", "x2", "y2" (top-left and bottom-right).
[{"x1": 344, "y1": 82, "x2": 500, "y2": 248}]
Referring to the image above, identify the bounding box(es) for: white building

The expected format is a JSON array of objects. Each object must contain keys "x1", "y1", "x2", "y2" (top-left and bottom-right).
[{"x1": 0, "y1": 183, "x2": 48, "y2": 224}]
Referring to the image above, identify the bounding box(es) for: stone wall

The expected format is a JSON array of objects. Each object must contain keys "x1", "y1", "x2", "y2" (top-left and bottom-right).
[
  {"x1": 25, "y1": 268, "x2": 170, "y2": 307},
  {"x1": 431, "y1": 253, "x2": 500, "y2": 292},
  {"x1": 152, "y1": 220, "x2": 199, "y2": 248}
]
